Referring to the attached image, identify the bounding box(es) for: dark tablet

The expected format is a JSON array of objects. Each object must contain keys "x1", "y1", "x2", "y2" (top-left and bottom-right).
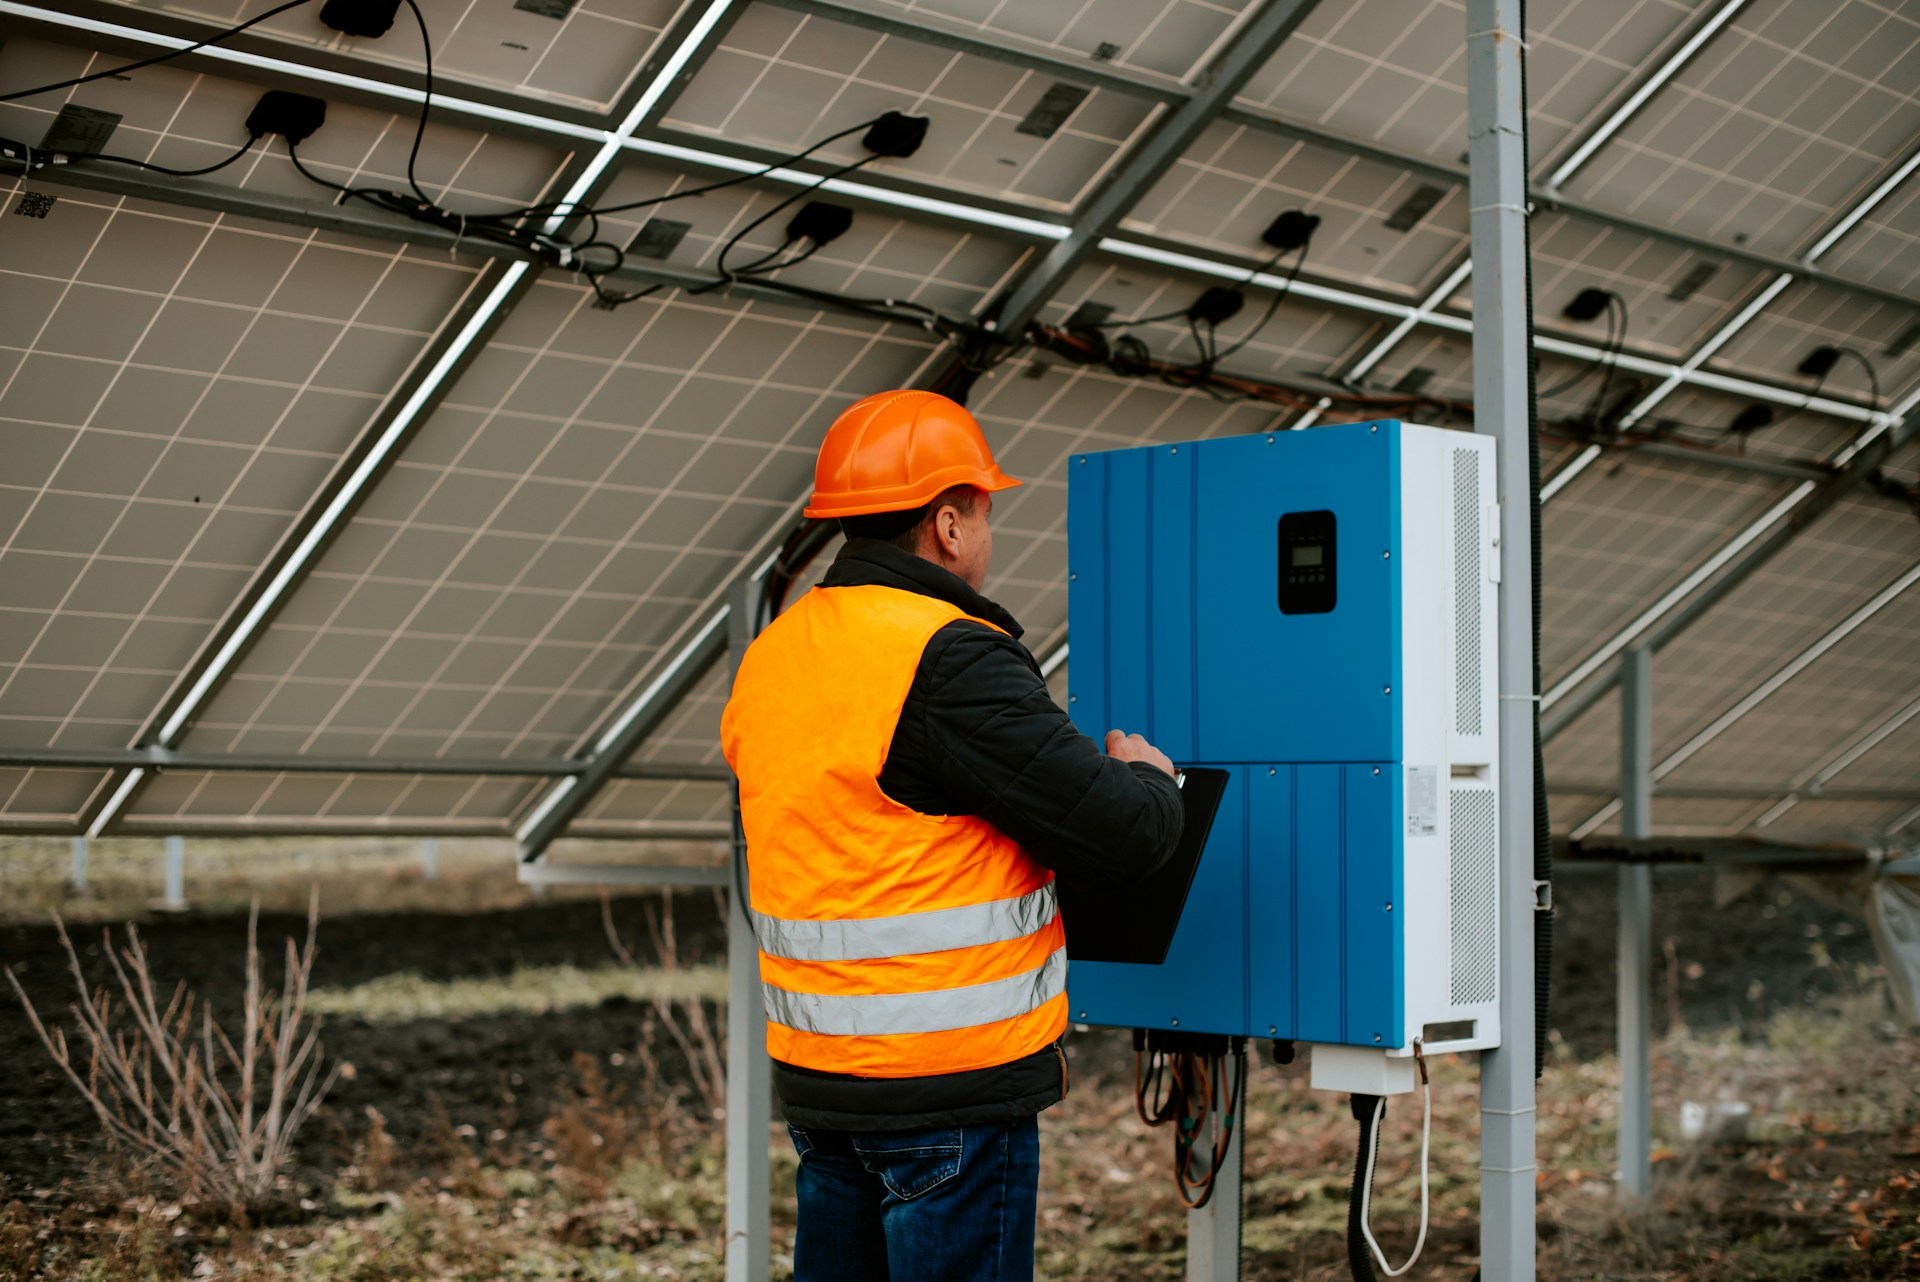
[{"x1": 1056, "y1": 766, "x2": 1230, "y2": 966}]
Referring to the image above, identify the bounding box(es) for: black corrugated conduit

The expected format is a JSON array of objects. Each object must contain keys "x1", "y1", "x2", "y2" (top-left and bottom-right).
[{"x1": 1519, "y1": 0, "x2": 1553, "y2": 1084}]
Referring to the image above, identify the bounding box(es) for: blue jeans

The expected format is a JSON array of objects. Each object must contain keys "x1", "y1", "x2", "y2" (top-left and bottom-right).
[{"x1": 787, "y1": 1116, "x2": 1040, "y2": 1282}]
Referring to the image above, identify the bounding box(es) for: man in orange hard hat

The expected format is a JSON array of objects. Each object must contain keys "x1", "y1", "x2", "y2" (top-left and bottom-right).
[{"x1": 722, "y1": 389, "x2": 1183, "y2": 1282}]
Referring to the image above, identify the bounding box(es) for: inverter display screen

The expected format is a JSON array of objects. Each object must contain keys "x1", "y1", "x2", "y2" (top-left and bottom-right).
[{"x1": 1278, "y1": 509, "x2": 1336, "y2": 614}]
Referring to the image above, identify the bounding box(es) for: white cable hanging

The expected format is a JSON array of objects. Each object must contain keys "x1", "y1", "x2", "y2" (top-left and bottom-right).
[{"x1": 1359, "y1": 1050, "x2": 1432, "y2": 1277}]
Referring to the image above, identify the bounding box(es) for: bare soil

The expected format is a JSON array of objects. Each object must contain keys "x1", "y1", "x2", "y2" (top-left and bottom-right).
[
  {"x1": 2, "y1": 865, "x2": 1876, "y2": 1194},
  {"x1": 1, "y1": 891, "x2": 728, "y2": 1199},
  {"x1": 0, "y1": 863, "x2": 1906, "y2": 1281}
]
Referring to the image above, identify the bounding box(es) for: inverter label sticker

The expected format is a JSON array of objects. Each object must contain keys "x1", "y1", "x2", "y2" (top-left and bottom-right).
[{"x1": 1405, "y1": 765, "x2": 1439, "y2": 837}]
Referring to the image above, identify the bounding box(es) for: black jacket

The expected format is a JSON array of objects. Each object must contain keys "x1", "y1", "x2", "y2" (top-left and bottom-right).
[{"x1": 772, "y1": 539, "x2": 1185, "y2": 1132}]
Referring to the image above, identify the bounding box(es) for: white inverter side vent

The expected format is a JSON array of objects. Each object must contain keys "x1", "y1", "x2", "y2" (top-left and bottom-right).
[
  {"x1": 1452, "y1": 448, "x2": 1483, "y2": 737},
  {"x1": 1448, "y1": 783, "x2": 1498, "y2": 1005}
]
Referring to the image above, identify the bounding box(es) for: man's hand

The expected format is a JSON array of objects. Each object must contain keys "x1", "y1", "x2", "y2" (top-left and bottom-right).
[{"x1": 1104, "y1": 729, "x2": 1176, "y2": 778}]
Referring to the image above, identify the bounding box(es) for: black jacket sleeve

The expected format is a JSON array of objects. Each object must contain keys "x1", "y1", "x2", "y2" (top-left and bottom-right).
[{"x1": 878, "y1": 620, "x2": 1184, "y2": 883}]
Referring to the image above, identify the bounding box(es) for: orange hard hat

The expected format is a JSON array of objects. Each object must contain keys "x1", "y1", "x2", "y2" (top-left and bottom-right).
[{"x1": 804, "y1": 390, "x2": 1022, "y2": 519}]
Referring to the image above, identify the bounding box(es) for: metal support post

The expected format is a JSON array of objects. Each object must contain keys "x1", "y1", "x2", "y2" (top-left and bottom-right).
[
  {"x1": 1467, "y1": 0, "x2": 1539, "y2": 1277},
  {"x1": 1617, "y1": 648, "x2": 1654, "y2": 1198},
  {"x1": 724, "y1": 578, "x2": 771, "y2": 1282},
  {"x1": 161, "y1": 835, "x2": 186, "y2": 912},
  {"x1": 419, "y1": 838, "x2": 439, "y2": 882},
  {"x1": 70, "y1": 836, "x2": 88, "y2": 891},
  {"x1": 1186, "y1": 1093, "x2": 1243, "y2": 1281}
]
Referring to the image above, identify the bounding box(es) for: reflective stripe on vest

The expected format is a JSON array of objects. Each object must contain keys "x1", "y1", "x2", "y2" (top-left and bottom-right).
[
  {"x1": 761, "y1": 950, "x2": 1066, "y2": 1037},
  {"x1": 753, "y1": 883, "x2": 1059, "y2": 963}
]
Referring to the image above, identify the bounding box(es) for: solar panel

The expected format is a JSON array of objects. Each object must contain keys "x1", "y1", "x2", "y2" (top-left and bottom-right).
[{"x1": 0, "y1": 0, "x2": 1912, "y2": 844}]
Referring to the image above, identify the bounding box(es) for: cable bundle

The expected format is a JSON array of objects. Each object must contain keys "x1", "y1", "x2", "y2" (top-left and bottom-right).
[{"x1": 1132, "y1": 1030, "x2": 1247, "y2": 1209}]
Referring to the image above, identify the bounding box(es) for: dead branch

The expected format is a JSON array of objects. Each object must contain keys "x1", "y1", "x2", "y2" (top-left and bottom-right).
[{"x1": 602, "y1": 889, "x2": 728, "y2": 1118}]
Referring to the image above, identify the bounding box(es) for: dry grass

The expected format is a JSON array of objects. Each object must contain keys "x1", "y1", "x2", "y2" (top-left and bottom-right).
[{"x1": 304, "y1": 961, "x2": 726, "y2": 1023}]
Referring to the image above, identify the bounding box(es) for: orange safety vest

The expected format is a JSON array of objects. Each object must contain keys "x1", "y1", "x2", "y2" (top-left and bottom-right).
[{"x1": 720, "y1": 583, "x2": 1067, "y2": 1078}]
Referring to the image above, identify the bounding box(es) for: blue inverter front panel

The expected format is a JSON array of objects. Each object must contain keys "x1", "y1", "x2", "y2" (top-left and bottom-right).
[{"x1": 1064, "y1": 422, "x2": 1417, "y2": 1048}]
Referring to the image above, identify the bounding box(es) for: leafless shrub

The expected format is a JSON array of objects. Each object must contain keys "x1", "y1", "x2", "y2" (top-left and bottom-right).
[
  {"x1": 349, "y1": 1105, "x2": 400, "y2": 1192},
  {"x1": 601, "y1": 889, "x2": 726, "y2": 1118},
  {"x1": 544, "y1": 1051, "x2": 645, "y2": 1195},
  {"x1": 4, "y1": 892, "x2": 339, "y2": 1217}
]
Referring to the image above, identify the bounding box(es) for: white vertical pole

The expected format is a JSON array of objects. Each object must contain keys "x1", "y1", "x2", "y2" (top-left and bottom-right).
[
  {"x1": 419, "y1": 838, "x2": 440, "y2": 881},
  {"x1": 1186, "y1": 1080, "x2": 1243, "y2": 1281},
  {"x1": 1617, "y1": 648, "x2": 1654, "y2": 1197},
  {"x1": 162, "y1": 834, "x2": 186, "y2": 911},
  {"x1": 70, "y1": 836, "x2": 88, "y2": 891},
  {"x1": 724, "y1": 578, "x2": 770, "y2": 1282},
  {"x1": 1467, "y1": 0, "x2": 1539, "y2": 1276}
]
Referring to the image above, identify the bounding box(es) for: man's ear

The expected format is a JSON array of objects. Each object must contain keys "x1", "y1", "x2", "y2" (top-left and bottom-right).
[{"x1": 930, "y1": 503, "x2": 963, "y2": 557}]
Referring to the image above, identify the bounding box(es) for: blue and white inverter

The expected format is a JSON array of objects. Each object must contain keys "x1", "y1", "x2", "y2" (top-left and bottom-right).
[{"x1": 1063, "y1": 420, "x2": 1501, "y2": 1094}]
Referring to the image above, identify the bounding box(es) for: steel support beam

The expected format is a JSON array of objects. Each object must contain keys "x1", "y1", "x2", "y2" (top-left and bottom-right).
[
  {"x1": 1305, "y1": 0, "x2": 1919, "y2": 483},
  {"x1": 515, "y1": 605, "x2": 733, "y2": 861},
  {"x1": 21, "y1": 0, "x2": 1915, "y2": 330},
  {"x1": 1217, "y1": 104, "x2": 1920, "y2": 315},
  {"x1": 1550, "y1": 134, "x2": 1920, "y2": 495},
  {"x1": 516, "y1": 862, "x2": 730, "y2": 887},
  {"x1": 14, "y1": 0, "x2": 612, "y2": 134},
  {"x1": 0, "y1": 744, "x2": 730, "y2": 781},
  {"x1": 73, "y1": 0, "x2": 746, "y2": 837},
  {"x1": 1097, "y1": 238, "x2": 1889, "y2": 433},
  {"x1": 1545, "y1": 782, "x2": 1919, "y2": 805},
  {"x1": 1616, "y1": 648, "x2": 1654, "y2": 1199},
  {"x1": 1466, "y1": 1, "x2": 1538, "y2": 1275},
  {"x1": 1654, "y1": 562, "x2": 1920, "y2": 781},
  {"x1": 3, "y1": 2, "x2": 1067, "y2": 244},
  {"x1": 1567, "y1": 559, "x2": 1920, "y2": 840},
  {"x1": 1614, "y1": 441, "x2": 1829, "y2": 485},
  {"x1": 1307, "y1": 0, "x2": 1766, "y2": 446},
  {"x1": 1543, "y1": 412, "x2": 1920, "y2": 739},
  {"x1": 723, "y1": 579, "x2": 771, "y2": 1282},
  {"x1": 12, "y1": 130, "x2": 1892, "y2": 471},
  {"x1": 759, "y1": 0, "x2": 1184, "y2": 103},
  {"x1": 1541, "y1": 0, "x2": 1754, "y2": 192},
  {"x1": 78, "y1": 257, "x2": 538, "y2": 837},
  {"x1": 18, "y1": 818, "x2": 705, "y2": 840},
  {"x1": 8, "y1": 164, "x2": 979, "y2": 339},
  {"x1": 751, "y1": 0, "x2": 1920, "y2": 315},
  {"x1": 160, "y1": 834, "x2": 186, "y2": 911},
  {"x1": 44, "y1": 0, "x2": 1861, "y2": 324},
  {"x1": 1186, "y1": 1082, "x2": 1243, "y2": 1282},
  {"x1": 1561, "y1": 837, "x2": 1885, "y2": 870},
  {"x1": 988, "y1": 0, "x2": 1326, "y2": 336},
  {"x1": 1754, "y1": 690, "x2": 1920, "y2": 828},
  {"x1": 554, "y1": 18, "x2": 1343, "y2": 856},
  {"x1": 0, "y1": 815, "x2": 725, "y2": 839}
]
